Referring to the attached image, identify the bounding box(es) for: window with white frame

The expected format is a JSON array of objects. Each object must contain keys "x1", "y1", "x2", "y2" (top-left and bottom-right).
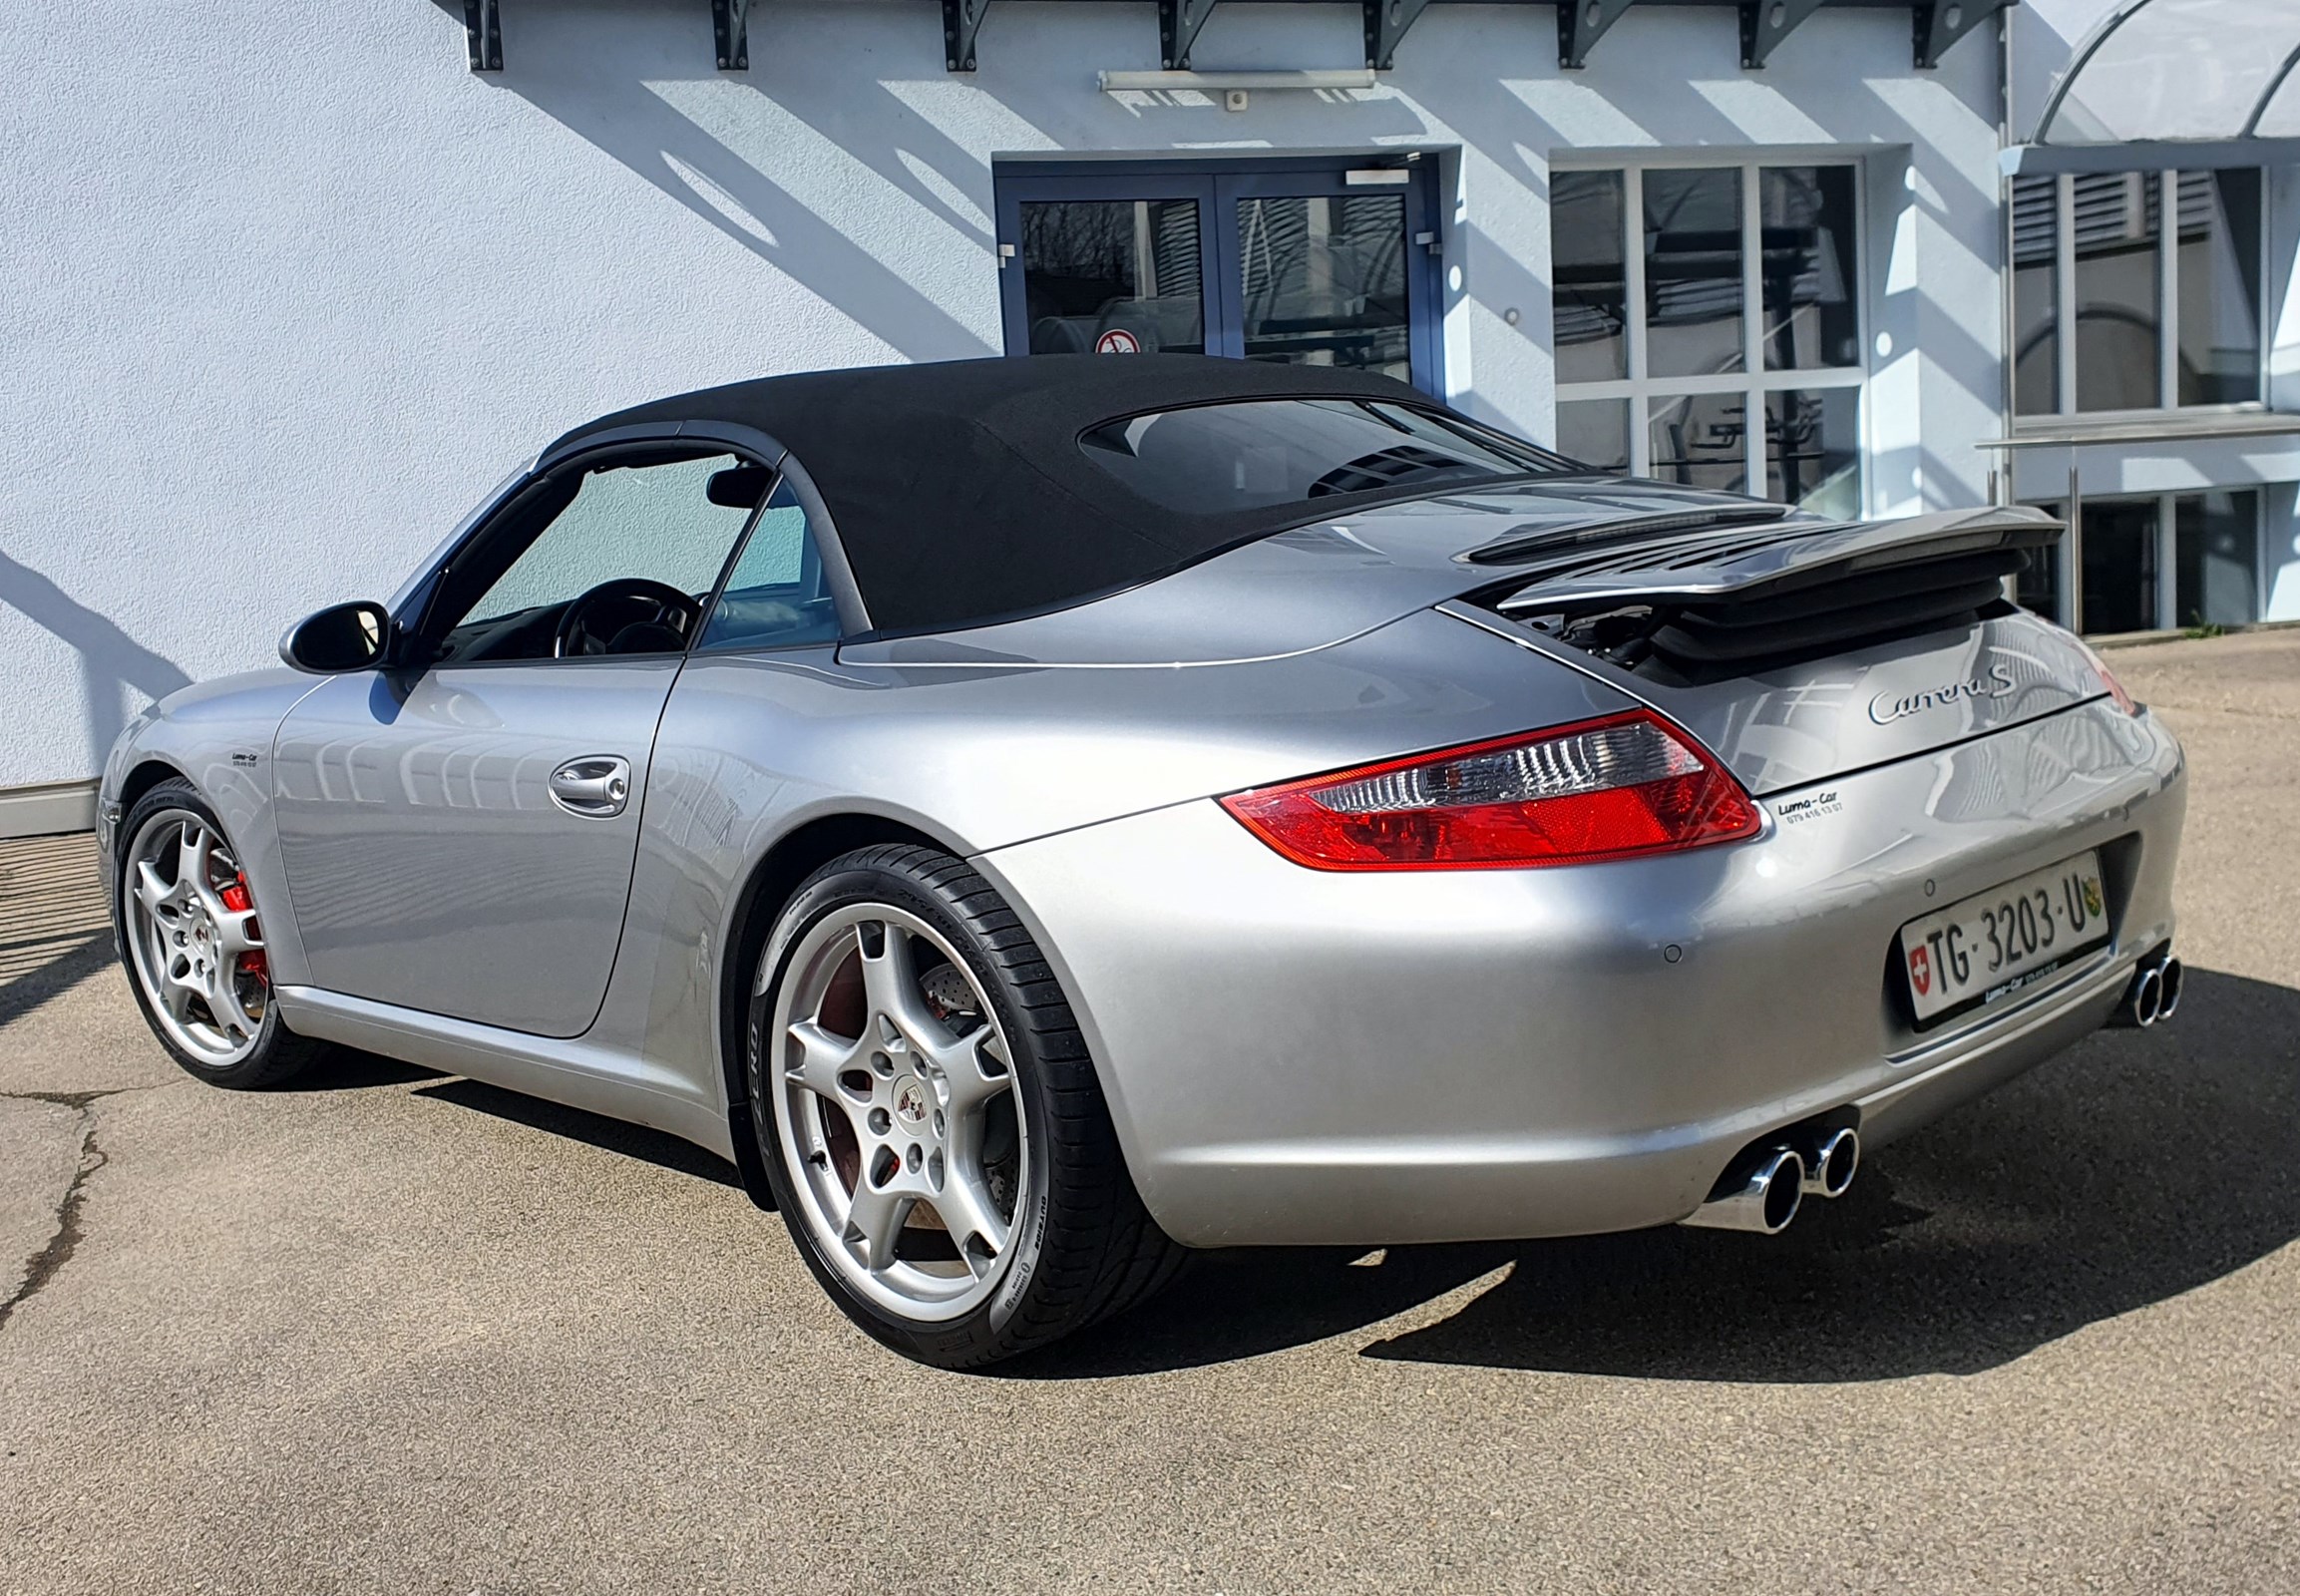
[
  {"x1": 2016, "y1": 490, "x2": 2259, "y2": 633},
  {"x1": 1552, "y1": 160, "x2": 1864, "y2": 518},
  {"x1": 2011, "y1": 169, "x2": 2263, "y2": 417}
]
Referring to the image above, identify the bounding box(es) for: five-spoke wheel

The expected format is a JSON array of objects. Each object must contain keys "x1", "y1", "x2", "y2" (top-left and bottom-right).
[
  {"x1": 750, "y1": 845, "x2": 1184, "y2": 1368},
  {"x1": 116, "y1": 779, "x2": 324, "y2": 1088},
  {"x1": 124, "y1": 808, "x2": 269, "y2": 1064},
  {"x1": 772, "y1": 904, "x2": 1026, "y2": 1320}
]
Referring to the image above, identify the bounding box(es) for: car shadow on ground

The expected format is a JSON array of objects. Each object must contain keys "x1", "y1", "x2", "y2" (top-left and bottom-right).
[
  {"x1": 412, "y1": 1076, "x2": 746, "y2": 1190},
  {"x1": 1003, "y1": 968, "x2": 2300, "y2": 1382},
  {"x1": 277, "y1": 1048, "x2": 444, "y2": 1092}
]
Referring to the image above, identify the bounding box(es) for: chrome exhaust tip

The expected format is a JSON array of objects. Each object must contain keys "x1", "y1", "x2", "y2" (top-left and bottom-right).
[
  {"x1": 1680, "y1": 1146, "x2": 1805, "y2": 1235},
  {"x1": 1800, "y1": 1126, "x2": 1860, "y2": 1199},
  {"x1": 2155, "y1": 957, "x2": 2183, "y2": 1020},
  {"x1": 2111, "y1": 960, "x2": 2164, "y2": 1027},
  {"x1": 2135, "y1": 965, "x2": 2163, "y2": 1026}
]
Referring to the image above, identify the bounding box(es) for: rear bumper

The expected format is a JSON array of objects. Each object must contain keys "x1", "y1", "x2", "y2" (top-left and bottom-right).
[{"x1": 973, "y1": 700, "x2": 2185, "y2": 1248}]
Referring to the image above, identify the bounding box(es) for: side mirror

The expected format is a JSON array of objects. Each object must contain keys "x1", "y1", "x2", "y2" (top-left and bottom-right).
[{"x1": 280, "y1": 600, "x2": 397, "y2": 673}]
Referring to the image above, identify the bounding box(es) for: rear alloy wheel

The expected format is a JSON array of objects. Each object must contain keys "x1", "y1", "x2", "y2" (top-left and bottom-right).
[
  {"x1": 750, "y1": 845, "x2": 1183, "y2": 1368},
  {"x1": 117, "y1": 779, "x2": 326, "y2": 1088}
]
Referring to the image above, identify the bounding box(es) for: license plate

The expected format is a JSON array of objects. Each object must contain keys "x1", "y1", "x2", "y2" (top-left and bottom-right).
[{"x1": 1897, "y1": 851, "x2": 2109, "y2": 1024}]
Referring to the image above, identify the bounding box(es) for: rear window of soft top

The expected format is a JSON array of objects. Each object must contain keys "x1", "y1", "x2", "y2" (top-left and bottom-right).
[{"x1": 1076, "y1": 397, "x2": 1576, "y2": 515}]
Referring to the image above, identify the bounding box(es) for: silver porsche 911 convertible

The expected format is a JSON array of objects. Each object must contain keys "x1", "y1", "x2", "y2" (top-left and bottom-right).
[{"x1": 101, "y1": 356, "x2": 2186, "y2": 1367}]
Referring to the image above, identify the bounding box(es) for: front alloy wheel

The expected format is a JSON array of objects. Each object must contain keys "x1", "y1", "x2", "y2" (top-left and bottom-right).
[{"x1": 116, "y1": 778, "x2": 324, "y2": 1088}]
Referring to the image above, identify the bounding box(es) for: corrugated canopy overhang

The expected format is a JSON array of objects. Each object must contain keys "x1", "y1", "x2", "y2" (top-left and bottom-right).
[{"x1": 2006, "y1": 0, "x2": 2300, "y2": 174}]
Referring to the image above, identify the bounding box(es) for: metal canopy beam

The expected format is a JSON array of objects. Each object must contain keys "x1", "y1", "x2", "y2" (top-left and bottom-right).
[
  {"x1": 1363, "y1": 0, "x2": 1436, "y2": 69},
  {"x1": 2240, "y1": 36, "x2": 2300, "y2": 137},
  {"x1": 1159, "y1": 0, "x2": 1223, "y2": 68},
  {"x1": 712, "y1": 0, "x2": 750, "y2": 70},
  {"x1": 1559, "y1": 0, "x2": 1640, "y2": 70},
  {"x1": 1740, "y1": 0, "x2": 1829, "y2": 68},
  {"x1": 1914, "y1": 0, "x2": 2011, "y2": 69},
  {"x1": 454, "y1": 1, "x2": 2014, "y2": 76},
  {"x1": 463, "y1": 0, "x2": 502, "y2": 72},
  {"x1": 944, "y1": 0, "x2": 992, "y2": 70}
]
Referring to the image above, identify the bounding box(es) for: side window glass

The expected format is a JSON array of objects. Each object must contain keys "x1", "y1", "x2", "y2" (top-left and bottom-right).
[
  {"x1": 434, "y1": 452, "x2": 763, "y2": 663},
  {"x1": 694, "y1": 481, "x2": 841, "y2": 653}
]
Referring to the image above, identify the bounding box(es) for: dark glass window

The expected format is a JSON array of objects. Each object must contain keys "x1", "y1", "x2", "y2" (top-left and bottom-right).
[
  {"x1": 2012, "y1": 175, "x2": 2059, "y2": 416},
  {"x1": 1644, "y1": 168, "x2": 1745, "y2": 381},
  {"x1": 2016, "y1": 506, "x2": 2063, "y2": 623},
  {"x1": 2073, "y1": 173, "x2": 2161, "y2": 411},
  {"x1": 1552, "y1": 171, "x2": 1628, "y2": 383},
  {"x1": 1763, "y1": 389, "x2": 1859, "y2": 516},
  {"x1": 1555, "y1": 399, "x2": 1630, "y2": 473},
  {"x1": 1648, "y1": 392, "x2": 1747, "y2": 494},
  {"x1": 1020, "y1": 200, "x2": 1204, "y2": 356},
  {"x1": 1236, "y1": 195, "x2": 1410, "y2": 380},
  {"x1": 2174, "y1": 489, "x2": 2258, "y2": 626},
  {"x1": 1078, "y1": 399, "x2": 1569, "y2": 514},
  {"x1": 2080, "y1": 499, "x2": 2159, "y2": 633},
  {"x1": 2176, "y1": 170, "x2": 2262, "y2": 405},
  {"x1": 695, "y1": 482, "x2": 841, "y2": 652},
  {"x1": 1759, "y1": 167, "x2": 1859, "y2": 371}
]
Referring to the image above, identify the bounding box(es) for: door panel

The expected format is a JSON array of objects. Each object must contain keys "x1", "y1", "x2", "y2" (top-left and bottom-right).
[{"x1": 271, "y1": 660, "x2": 681, "y2": 1037}]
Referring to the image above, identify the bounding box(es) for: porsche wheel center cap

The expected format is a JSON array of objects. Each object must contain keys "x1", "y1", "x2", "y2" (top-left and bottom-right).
[{"x1": 893, "y1": 1075, "x2": 933, "y2": 1128}]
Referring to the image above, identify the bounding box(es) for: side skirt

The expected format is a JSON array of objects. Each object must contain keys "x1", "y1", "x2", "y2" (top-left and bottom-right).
[{"x1": 273, "y1": 985, "x2": 737, "y2": 1163}]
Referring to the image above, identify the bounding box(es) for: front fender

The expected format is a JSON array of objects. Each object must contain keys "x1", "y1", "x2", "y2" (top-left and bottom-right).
[{"x1": 102, "y1": 668, "x2": 325, "y2": 987}]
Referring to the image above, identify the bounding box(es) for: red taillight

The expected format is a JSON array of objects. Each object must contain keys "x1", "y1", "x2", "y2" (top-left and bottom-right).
[
  {"x1": 1219, "y1": 709, "x2": 1763, "y2": 871},
  {"x1": 2072, "y1": 636, "x2": 2138, "y2": 715}
]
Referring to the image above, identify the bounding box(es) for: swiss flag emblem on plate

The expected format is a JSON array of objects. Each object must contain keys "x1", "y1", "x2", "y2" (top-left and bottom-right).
[{"x1": 1908, "y1": 945, "x2": 1932, "y2": 996}]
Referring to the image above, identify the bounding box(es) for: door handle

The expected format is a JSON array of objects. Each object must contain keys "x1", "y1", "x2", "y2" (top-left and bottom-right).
[{"x1": 549, "y1": 755, "x2": 632, "y2": 818}]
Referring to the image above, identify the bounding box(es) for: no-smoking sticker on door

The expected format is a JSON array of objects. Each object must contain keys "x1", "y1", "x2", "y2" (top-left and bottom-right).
[{"x1": 1094, "y1": 328, "x2": 1142, "y2": 354}]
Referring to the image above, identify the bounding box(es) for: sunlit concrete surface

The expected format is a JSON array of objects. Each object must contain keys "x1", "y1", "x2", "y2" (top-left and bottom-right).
[{"x1": 1, "y1": 631, "x2": 2296, "y2": 1593}]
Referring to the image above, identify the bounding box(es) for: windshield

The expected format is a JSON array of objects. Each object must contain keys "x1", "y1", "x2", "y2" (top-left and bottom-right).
[{"x1": 1077, "y1": 398, "x2": 1577, "y2": 515}]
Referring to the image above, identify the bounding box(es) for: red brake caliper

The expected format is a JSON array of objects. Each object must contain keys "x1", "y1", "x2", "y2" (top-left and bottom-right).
[{"x1": 219, "y1": 874, "x2": 267, "y2": 985}]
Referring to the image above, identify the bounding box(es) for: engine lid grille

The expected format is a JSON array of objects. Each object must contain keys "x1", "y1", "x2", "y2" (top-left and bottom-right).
[{"x1": 1482, "y1": 507, "x2": 2062, "y2": 686}]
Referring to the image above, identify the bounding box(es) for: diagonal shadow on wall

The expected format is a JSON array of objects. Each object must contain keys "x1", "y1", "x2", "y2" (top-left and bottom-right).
[
  {"x1": 0, "y1": 548, "x2": 192, "y2": 776},
  {"x1": 434, "y1": 0, "x2": 998, "y2": 364}
]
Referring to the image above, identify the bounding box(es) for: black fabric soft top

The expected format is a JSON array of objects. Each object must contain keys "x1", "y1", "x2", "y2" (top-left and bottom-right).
[{"x1": 553, "y1": 355, "x2": 1496, "y2": 635}]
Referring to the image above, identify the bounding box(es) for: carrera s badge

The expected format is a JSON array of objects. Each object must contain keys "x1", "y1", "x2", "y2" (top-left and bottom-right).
[{"x1": 1868, "y1": 663, "x2": 2017, "y2": 726}]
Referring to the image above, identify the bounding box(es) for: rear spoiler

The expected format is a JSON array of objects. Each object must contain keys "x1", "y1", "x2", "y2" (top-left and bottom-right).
[
  {"x1": 1488, "y1": 506, "x2": 2064, "y2": 612},
  {"x1": 1478, "y1": 506, "x2": 2065, "y2": 682}
]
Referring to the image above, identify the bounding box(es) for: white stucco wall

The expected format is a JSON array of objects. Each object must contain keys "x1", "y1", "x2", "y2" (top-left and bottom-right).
[{"x1": 0, "y1": 0, "x2": 2005, "y2": 790}]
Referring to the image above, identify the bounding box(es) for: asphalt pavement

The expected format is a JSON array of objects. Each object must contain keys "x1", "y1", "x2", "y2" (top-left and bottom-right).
[{"x1": 3, "y1": 630, "x2": 2297, "y2": 1594}]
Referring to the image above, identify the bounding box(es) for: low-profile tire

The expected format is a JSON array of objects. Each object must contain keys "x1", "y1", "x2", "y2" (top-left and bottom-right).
[
  {"x1": 115, "y1": 778, "x2": 329, "y2": 1090},
  {"x1": 747, "y1": 844, "x2": 1184, "y2": 1369}
]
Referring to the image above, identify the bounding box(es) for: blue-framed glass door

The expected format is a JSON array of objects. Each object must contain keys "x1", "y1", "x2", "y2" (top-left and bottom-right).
[
  {"x1": 995, "y1": 161, "x2": 1444, "y2": 395},
  {"x1": 994, "y1": 173, "x2": 1220, "y2": 358}
]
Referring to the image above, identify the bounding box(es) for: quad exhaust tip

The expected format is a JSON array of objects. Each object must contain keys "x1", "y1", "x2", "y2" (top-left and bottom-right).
[
  {"x1": 1801, "y1": 1126, "x2": 1860, "y2": 1200},
  {"x1": 1681, "y1": 1124, "x2": 1861, "y2": 1235},
  {"x1": 2112, "y1": 951, "x2": 2183, "y2": 1028},
  {"x1": 1681, "y1": 1146, "x2": 1806, "y2": 1235}
]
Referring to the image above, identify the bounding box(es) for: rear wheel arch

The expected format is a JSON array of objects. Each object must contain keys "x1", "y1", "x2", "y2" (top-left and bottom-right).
[
  {"x1": 715, "y1": 812, "x2": 958, "y2": 1210},
  {"x1": 741, "y1": 839, "x2": 1187, "y2": 1364}
]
